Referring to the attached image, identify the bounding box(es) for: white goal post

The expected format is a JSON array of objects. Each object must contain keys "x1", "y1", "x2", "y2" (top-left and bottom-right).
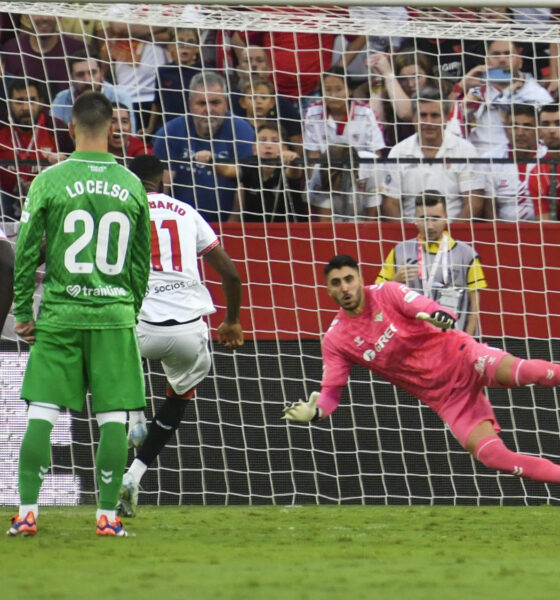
[{"x1": 1, "y1": 2, "x2": 560, "y2": 508}]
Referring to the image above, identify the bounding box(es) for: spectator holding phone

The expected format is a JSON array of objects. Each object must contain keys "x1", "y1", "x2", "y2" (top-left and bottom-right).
[{"x1": 452, "y1": 40, "x2": 552, "y2": 157}]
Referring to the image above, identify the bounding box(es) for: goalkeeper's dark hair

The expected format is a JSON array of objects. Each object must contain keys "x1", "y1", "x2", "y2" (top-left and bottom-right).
[
  {"x1": 415, "y1": 190, "x2": 447, "y2": 212},
  {"x1": 128, "y1": 154, "x2": 164, "y2": 187},
  {"x1": 324, "y1": 255, "x2": 360, "y2": 277},
  {"x1": 72, "y1": 91, "x2": 112, "y2": 132}
]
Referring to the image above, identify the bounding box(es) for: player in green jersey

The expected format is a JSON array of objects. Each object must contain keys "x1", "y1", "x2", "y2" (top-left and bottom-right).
[{"x1": 8, "y1": 91, "x2": 151, "y2": 537}]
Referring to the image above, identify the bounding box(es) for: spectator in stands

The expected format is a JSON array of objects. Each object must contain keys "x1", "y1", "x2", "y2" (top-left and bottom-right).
[
  {"x1": 19, "y1": 13, "x2": 106, "y2": 54},
  {"x1": 338, "y1": 5, "x2": 410, "y2": 98},
  {"x1": 0, "y1": 79, "x2": 73, "y2": 220},
  {"x1": 1, "y1": 14, "x2": 87, "y2": 96},
  {"x1": 237, "y1": 77, "x2": 302, "y2": 149},
  {"x1": 231, "y1": 14, "x2": 366, "y2": 112},
  {"x1": 108, "y1": 104, "x2": 153, "y2": 163},
  {"x1": 376, "y1": 192, "x2": 486, "y2": 336},
  {"x1": 304, "y1": 66, "x2": 385, "y2": 167},
  {"x1": 455, "y1": 40, "x2": 553, "y2": 157},
  {"x1": 228, "y1": 121, "x2": 306, "y2": 222},
  {"x1": 52, "y1": 49, "x2": 136, "y2": 131},
  {"x1": 485, "y1": 103, "x2": 548, "y2": 221},
  {"x1": 536, "y1": 104, "x2": 560, "y2": 219},
  {"x1": 381, "y1": 86, "x2": 485, "y2": 222},
  {"x1": 230, "y1": 45, "x2": 302, "y2": 143},
  {"x1": 101, "y1": 19, "x2": 169, "y2": 132},
  {"x1": 142, "y1": 27, "x2": 203, "y2": 136},
  {"x1": 368, "y1": 51, "x2": 432, "y2": 147},
  {"x1": 153, "y1": 72, "x2": 254, "y2": 222},
  {"x1": 307, "y1": 145, "x2": 380, "y2": 222}
]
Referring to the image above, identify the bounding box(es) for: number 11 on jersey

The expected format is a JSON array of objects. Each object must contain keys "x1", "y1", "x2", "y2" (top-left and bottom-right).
[{"x1": 150, "y1": 219, "x2": 183, "y2": 272}]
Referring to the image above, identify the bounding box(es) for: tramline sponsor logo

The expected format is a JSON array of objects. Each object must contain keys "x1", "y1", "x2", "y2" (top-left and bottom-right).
[{"x1": 66, "y1": 284, "x2": 127, "y2": 297}]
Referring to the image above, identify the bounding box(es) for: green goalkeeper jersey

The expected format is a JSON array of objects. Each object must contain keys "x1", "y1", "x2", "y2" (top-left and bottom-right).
[{"x1": 14, "y1": 150, "x2": 151, "y2": 330}]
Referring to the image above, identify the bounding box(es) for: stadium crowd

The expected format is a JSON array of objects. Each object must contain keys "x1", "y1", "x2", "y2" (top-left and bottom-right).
[{"x1": 1, "y1": 9, "x2": 560, "y2": 224}]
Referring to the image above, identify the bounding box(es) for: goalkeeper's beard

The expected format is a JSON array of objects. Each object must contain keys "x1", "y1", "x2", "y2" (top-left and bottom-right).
[{"x1": 339, "y1": 288, "x2": 363, "y2": 313}]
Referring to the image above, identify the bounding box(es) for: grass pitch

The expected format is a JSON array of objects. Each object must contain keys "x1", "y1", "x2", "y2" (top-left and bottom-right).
[{"x1": 1, "y1": 505, "x2": 559, "y2": 600}]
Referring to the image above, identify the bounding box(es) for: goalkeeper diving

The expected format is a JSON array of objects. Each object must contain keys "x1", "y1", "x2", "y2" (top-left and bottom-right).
[{"x1": 283, "y1": 255, "x2": 560, "y2": 484}]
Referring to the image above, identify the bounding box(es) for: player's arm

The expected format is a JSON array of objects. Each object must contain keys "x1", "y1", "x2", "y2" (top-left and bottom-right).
[
  {"x1": 283, "y1": 338, "x2": 351, "y2": 422},
  {"x1": 381, "y1": 281, "x2": 458, "y2": 330},
  {"x1": 13, "y1": 179, "x2": 47, "y2": 340},
  {"x1": 130, "y1": 190, "x2": 152, "y2": 316},
  {"x1": 203, "y1": 244, "x2": 243, "y2": 349},
  {"x1": 0, "y1": 239, "x2": 14, "y2": 333},
  {"x1": 282, "y1": 386, "x2": 343, "y2": 422}
]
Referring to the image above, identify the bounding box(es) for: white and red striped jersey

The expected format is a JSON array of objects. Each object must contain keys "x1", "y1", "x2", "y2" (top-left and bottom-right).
[
  {"x1": 303, "y1": 99, "x2": 385, "y2": 154},
  {"x1": 140, "y1": 192, "x2": 219, "y2": 323},
  {"x1": 484, "y1": 145, "x2": 548, "y2": 221}
]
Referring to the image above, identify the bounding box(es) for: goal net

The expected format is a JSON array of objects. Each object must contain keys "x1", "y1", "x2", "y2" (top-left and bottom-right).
[{"x1": 1, "y1": 2, "x2": 560, "y2": 508}]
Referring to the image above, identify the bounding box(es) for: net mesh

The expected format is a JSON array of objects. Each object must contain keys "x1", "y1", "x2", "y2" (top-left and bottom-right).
[{"x1": 0, "y1": 3, "x2": 560, "y2": 507}]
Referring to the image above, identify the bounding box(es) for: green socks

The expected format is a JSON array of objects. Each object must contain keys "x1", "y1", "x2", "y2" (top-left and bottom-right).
[
  {"x1": 19, "y1": 419, "x2": 128, "y2": 511},
  {"x1": 19, "y1": 419, "x2": 53, "y2": 505},
  {"x1": 96, "y1": 422, "x2": 128, "y2": 510}
]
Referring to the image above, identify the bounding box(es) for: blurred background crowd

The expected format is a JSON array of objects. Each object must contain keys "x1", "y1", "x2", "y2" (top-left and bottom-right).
[{"x1": 1, "y1": 7, "x2": 560, "y2": 224}]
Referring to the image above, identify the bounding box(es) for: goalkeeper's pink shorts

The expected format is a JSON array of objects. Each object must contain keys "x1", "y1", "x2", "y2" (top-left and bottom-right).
[{"x1": 432, "y1": 338, "x2": 510, "y2": 447}]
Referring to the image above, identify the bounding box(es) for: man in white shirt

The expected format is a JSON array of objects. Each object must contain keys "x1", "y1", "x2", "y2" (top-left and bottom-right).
[
  {"x1": 303, "y1": 66, "x2": 385, "y2": 157},
  {"x1": 485, "y1": 103, "x2": 548, "y2": 221},
  {"x1": 382, "y1": 86, "x2": 485, "y2": 221},
  {"x1": 464, "y1": 40, "x2": 553, "y2": 157},
  {"x1": 118, "y1": 154, "x2": 243, "y2": 518}
]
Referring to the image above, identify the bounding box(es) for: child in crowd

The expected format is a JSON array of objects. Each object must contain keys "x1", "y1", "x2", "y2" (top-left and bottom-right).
[
  {"x1": 142, "y1": 28, "x2": 203, "y2": 136},
  {"x1": 237, "y1": 77, "x2": 302, "y2": 149},
  {"x1": 196, "y1": 121, "x2": 305, "y2": 222},
  {"x1": 307, "y1": 145, "x2": 380, "y2": 222}
]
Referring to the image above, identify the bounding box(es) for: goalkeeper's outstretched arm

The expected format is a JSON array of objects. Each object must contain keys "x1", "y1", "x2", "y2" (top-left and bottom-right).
[{"x1": 282, "y1": 387, "x2": 342, "y2": 422}]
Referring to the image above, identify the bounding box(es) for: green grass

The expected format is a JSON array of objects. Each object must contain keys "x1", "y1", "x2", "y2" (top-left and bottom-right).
[{"x1": 1, "y1": 505, "x2": 559, "y2": 600}]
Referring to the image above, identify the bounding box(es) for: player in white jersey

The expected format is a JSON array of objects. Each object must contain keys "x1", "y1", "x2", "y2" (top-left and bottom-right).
[
  {"x1": 0, "y1": 226, "x2": 14, "y2": 334},
  {"x1": 118, "y1": 154, "x2": 243, "y2": 517}
]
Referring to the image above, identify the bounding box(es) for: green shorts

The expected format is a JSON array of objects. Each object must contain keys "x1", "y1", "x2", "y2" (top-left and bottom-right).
[{"x1": 21, "y1": 327, "x2": 146, "y2": 413}]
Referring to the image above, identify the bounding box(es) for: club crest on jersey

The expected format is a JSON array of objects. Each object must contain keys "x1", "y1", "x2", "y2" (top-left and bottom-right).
[{"x1": 373, "y1": 311, "x2": 383, "y2": 322}]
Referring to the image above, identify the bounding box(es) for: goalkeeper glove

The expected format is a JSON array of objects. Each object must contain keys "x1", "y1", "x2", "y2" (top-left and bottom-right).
[
  {"x1": 282, "y1": 391, "x2": 322, "y2": 422},
  {"x1": 416, "y1": 310, "x2": 457, "y2": 330}
]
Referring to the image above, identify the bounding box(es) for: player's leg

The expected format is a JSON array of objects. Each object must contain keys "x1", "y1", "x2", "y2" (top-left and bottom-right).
[
  {"x1": 88, "y1": 328, "x2": 145, "y2": 535},
  {"x1": 8, "y1": 328, "x2": 86, "y2": 537},
  {"x1": 493, "y1": 354, "x2": 560, "y2": 387},
  {"x1": 94, "y1": 411, "x2": 129, "y2": 536},
  {"x1": 120, "y1": 320, "x2": 211, "y2": 517},
  {"x1": 7, "y1": 403, "x2": 60, "y2": 536},
  {"x1": 465, "y1": 419, "x2": 560, "y2": 483}
]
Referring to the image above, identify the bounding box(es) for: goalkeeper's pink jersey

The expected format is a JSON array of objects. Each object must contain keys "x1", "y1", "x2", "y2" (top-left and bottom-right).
[{"x1": 320, "y1": 282, "x2": 468, "y2": 409}]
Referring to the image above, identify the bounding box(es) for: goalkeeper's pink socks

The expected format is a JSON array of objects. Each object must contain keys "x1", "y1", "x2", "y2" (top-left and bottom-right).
[
  {"x1": 475, "y1": 436, "x2": 560, "y2": 483},
  {"x1": 512, "y1": 358, "x2": 560, "y2": 387}
]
